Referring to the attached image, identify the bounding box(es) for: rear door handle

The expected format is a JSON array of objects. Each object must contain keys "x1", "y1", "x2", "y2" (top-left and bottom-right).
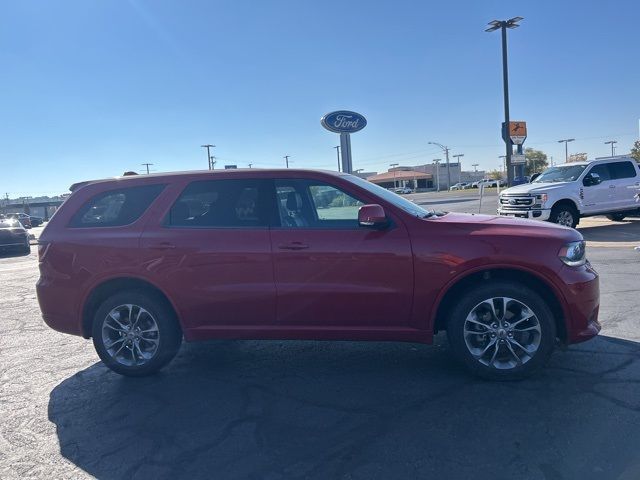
[
  {"x1": 148, "y1": 242, "x2": 176, "y2": 250},
  {"x1": 278, "y1": 242, "x2": 309, "y2": 250},
  {"x1": 609, "y1": 185, "x2": 616, "y2": 188}
]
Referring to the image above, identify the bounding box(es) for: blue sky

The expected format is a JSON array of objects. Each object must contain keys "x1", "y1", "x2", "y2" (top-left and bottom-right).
[{"x1": 1, "y1": 0, "x2": 639, "y2": 197}]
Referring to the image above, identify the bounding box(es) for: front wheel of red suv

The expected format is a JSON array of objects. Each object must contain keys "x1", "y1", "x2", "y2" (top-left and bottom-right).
[
  {"x1": 446, "y1": 281, "x2": 556, "y2": 380},
  {"x1": 92, "y1": 291, "x2": 182, "y2": 376}
]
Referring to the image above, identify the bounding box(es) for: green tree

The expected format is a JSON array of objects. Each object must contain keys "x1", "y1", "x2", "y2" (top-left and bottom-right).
[
  {"x1": 487, "y1": 169, "x2": 503, "y2": 180},
  {"x1": 524, "y1": 148, "x2": 548, "y2": 175},
  {"x1": 630, "y1": 140, "x2": 640, "y2": 162}
]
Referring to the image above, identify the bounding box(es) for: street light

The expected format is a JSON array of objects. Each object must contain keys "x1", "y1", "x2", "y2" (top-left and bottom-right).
[
  {"x1": 472, "y1": 163, "x2": 479, "y2": 172},
  {"x1": 558, "y1": 139, "x2": 575, "y2": 162},
  {"x1": 390, "y1": 163, "x2": 399, "y2": 188},
  {"x1": 428, "y1": 141, "x2": 451, "y2": 189},
  {"x1": 604, "y1": 140, "x2": 617, "y2": 157},
  {"x1": 432, "y1": 159, "x2": 441, "y2": 192},
  {"x1": 485, "y1": 16, "x2": 524, "y2": 187},
  {"x1": 452, "y1": 153, "x2": 464, "y2": 183}
]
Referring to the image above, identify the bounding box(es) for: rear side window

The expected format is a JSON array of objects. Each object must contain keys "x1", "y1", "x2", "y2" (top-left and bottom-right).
[
  {"x1": 609, "y1": 161, "x2": 638, "y2": 179},
  {"x1": 167, "y1": 179, "x2": 271, "y2": 228},
  {"x1": 70, "y1": 184, "x2": 165, "y2": 227}
]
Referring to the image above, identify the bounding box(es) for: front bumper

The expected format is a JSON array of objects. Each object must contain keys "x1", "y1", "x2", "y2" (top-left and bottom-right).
[
  {"x1": 497, "y1": 207, "x2": 552, "y2": 221},
  {"x1": 559, "y1": 262, "x2": 601, "y2": 344}
]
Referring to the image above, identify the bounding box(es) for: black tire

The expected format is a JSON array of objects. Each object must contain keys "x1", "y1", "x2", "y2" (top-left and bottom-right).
[
  {"x1": 92, "y1": 290, "x2": 182, "y2": 376},
  {"x1": 20, "y1": 237, "x2": 30, "y2": 255},
  {"x1": 549, "y1": 203, "x2": 579, "y2": 228},
  {"x1": 606, "y1": 213, "x2": 626, "y2": 222},
  {"x1": 446, "y1": 281, "x2": 556, "y2": 381}
]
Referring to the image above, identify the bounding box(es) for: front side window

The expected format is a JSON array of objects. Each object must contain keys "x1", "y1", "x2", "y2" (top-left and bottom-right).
[
  {"x1": 168, "y1": 179, "x2": 270, "y2": 228},
  {"x1": 587, "y1": 164, "x2": 612, "y2": 182},
  {"x1": 70, "y1": 184, "x2": 165, "y2": 227},
  {"x1": 275, "y1": 180, "x2": 364, "y2": 228}
]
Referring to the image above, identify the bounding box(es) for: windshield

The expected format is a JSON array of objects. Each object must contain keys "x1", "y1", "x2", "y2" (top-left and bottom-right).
[
  {"x1": 533, "y1": 165, "x2": 586, "y2": 183},
  {"x1": 0, "y1": 219, "x2": 20, "y2": 228},
  {"x1": 344, "y1": 175, "x2": 434, "y2": 218}
]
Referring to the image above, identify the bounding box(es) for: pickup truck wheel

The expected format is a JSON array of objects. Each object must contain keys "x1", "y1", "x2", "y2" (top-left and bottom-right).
[
  {"x1": 446, "y1": 281, "x2": 556, "y2": 380},
  {"x1": 92, "y1": 291, "x2": 182, "y2": 377},
  {"x1": 606, "y1": 213, "x2": 626, "y2": 222},
  {"x1": 549, "y1": 204, "x2": 578, "y2": 228}
]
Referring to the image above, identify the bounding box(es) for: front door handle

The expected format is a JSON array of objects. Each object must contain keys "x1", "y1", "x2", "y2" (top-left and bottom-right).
[
  {"x1": 609, "y1": 185, "x2": 616, "y2": 188},
  {"x1": 278, "y1": 242, "x2": 309, "y2": 250},
  {"x1": 148, "y1": 242, "x2": 176, "y2": 250}
]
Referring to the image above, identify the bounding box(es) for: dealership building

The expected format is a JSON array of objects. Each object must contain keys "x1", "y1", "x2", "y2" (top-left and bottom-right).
[{"x1": 365, "y1": 163, "x2": 486, "y2": 191}]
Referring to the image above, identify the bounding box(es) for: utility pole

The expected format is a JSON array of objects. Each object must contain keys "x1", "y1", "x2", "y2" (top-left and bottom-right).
[
  {"x1": 201, "y1": 144, "x2": 215, "y2": 170},
  {"x1": 558, "y1": 139, "x2": 575, "y2": 163},
  {"x1": 428, "y1": 141, "x2": 451, "y2": 189},
  {"x1": 210, "y1": 156, "x2": 217, "y2": 170},
  {"x1": 333, "y1": 146, "x2": 341, "y2": 172},
  {"x1": 604, "y1": 140, "x2": 617, "y2": 157},
  {"x1": 485, "y1": 16, "x2": 523, "y2": 187},
  {"x1": 390, "y1": 163, "x2": 399, "y2": 188},
  {"x1": 499, "y1": 155, "x2": 506, "y2": 173},
  {"x1": 433, "y1": 159, "x2": 441, "y2": 192},
  {"x1": 141, "y1": 163, "x2": 153, "y2": 174},
  {"x1": 284, "y1": 155, "x2": 291, "y2": 168},
  {"x1": 452, "y1": 154, "x2": 464, "y2": 183}
]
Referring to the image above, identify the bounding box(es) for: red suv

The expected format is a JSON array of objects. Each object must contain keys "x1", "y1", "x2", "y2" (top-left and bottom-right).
[{"x1": 37, "y1": 169, "x2": 600, "y2": 379}]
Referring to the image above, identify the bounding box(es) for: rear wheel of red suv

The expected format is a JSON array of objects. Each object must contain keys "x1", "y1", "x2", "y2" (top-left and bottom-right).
[
  {"x1": 92, "y1": 291, "x2": 182, "y2": 376},
  {"x1": 446, "y1": 281, "x2": 556, "y2": 380}
]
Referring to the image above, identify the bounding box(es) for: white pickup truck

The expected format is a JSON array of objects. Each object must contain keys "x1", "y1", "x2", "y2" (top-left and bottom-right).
[{"x1": 497, "y1": 156, "x2": 640, "y2": 228}]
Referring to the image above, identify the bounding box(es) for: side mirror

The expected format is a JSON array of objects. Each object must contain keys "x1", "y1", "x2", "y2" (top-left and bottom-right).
[
  {"x1": 358, "y1": 204, "x2": 388, "y2": 229},
  {"x1": 530, "y1": 173, "x2": 540, "y2": 183},
  {"x1": 583, "y1": 172, "x2": 601, "y2": 186}
]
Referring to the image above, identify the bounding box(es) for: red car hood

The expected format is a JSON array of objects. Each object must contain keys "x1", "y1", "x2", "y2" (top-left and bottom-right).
[{"x1": 428, "y1": 212, "x2": 582, "y2": 242}]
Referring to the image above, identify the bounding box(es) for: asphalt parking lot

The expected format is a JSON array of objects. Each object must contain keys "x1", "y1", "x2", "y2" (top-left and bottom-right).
[{"x1": 1, "y1": 194, "x2": 640, "y2": 480}]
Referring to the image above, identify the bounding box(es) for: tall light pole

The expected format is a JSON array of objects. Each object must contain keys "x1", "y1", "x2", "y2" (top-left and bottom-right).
[
  {"x1": 499, "y1": 155, "x2": 506, "y2": 173},
  {"x1": 433, "y1": 159, "x2": 441, "y2": 192},
  {"x1": 141, "y1": 163, "x2": 153, "y2": 174},
  {"x1": 558, "y1": 138, "x2": 575, "y2": 162},
  {"x1": 485, "y1": 16, "x2": 523, "y2": 187},
  {"x1": 248, "y1": 163, "x2": 253, "y2": 169},
  {"x1": 284, "y1": 155, "x2": 291, "y2": 168},
  {"x1": 604, "y1": 140, "x2": 617, "y2": 157},
  {"x1": 428, "y1": 141, "x2": 451, "y2": 189},
  {"x1": 472, "y1": 163, "x2": 479, "y2": 172},
  {"x1": 390, "y1": 163, "x2": 399, "y2": 188},
  {"x1": 452, "y1": 153, "x2": 464, "y2": 183},
  {"x1": 201, "y1": 144, "x2": 215, "y2": 170},
  {"x1": 333, "y1": 146, "x2": 341, "y2": 172}
]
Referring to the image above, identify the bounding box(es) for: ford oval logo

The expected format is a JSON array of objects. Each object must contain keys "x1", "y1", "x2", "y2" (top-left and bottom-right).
[{"x1": 321, "y1": 110, "x2": 367, "y2": 134}]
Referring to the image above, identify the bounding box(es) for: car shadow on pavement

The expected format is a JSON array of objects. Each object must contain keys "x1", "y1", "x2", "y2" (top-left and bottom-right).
[
  {"x1": 578, "y1": 218, "x2": 640, "y2": 243},
  {"x1": 49, "y1": 335, "x2": 640, "y2": 480}
]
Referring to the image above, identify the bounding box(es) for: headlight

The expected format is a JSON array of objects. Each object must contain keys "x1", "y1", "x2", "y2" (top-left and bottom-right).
[
  {"x1": 536, "y1": 193, "x2": 548, "y2": 205},
  {"x1": 559, "y1": 240, "x2": 586, "y2": 266}
]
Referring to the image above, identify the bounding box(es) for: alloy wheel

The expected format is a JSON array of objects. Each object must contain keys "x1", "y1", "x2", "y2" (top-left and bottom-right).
[
  {"x1": 556, "y1": 211, "x2": 574, "y2": 227},
  {"x1": 463, "y1": 297, "x2": 541, "y2": 370},
  {"x1": 101, "y1": 304, "x2": 160, "y2": 367}
]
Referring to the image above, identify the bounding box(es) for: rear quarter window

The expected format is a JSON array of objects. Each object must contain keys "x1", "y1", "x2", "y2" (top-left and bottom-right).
[{"x1": 69, "y1": 184, "x2": 165, "y2": 228}]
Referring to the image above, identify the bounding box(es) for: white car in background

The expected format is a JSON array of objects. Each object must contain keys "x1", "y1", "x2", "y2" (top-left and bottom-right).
[
  {"x1": 497, "y1": 156, "x2": 640, "y2": 228},
  {"x1": 393, "y1": 187, "x2": 413, "y2": 194}
]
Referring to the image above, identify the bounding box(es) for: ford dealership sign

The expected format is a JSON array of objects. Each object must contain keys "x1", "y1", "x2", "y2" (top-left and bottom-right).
[{"x1": 321, "y1": 111, "x2": 367, "y2": 134}]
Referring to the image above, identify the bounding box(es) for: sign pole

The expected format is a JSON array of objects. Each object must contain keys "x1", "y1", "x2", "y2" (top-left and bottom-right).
[{"x1": 340, "y1": 133, "x2": 352, "y2": 173}]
